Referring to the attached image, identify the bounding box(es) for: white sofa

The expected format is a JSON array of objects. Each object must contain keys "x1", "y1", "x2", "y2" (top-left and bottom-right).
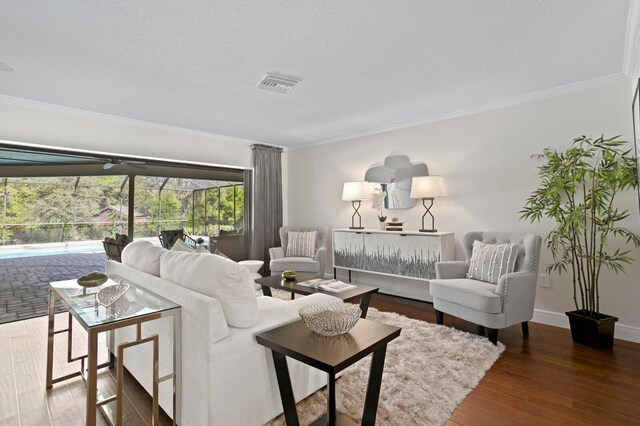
[{"x1": 105, "y1": 241, "x2": 335, "y2": 425}]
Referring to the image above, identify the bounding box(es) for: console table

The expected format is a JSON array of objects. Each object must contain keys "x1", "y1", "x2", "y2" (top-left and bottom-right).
[
  {"x1": 332, "y1": 228, "x2": 455, "y2": 281},
  {"x1": 46, "y1": 278, "x2": 181, "y2": 426}
]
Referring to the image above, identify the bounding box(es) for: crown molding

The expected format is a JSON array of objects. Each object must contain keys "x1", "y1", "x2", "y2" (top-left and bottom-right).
[
  {"x1": 0, "y1": 94, "x2": 266, "y2": 147},
  {"x1": 290, "y1": 73, "x2": 629, "y2": 151},
  {"x1": 623, "y1": 0, "x2": 640, "y2": 78}
]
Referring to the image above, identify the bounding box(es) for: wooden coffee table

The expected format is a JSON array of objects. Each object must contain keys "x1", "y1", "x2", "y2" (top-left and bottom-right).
[
  {"x1": 256, "y1": 318, "x2": 401, "y2": 426},
  {"x1": 255, "y1": 273, "x2": 379, "y2": 318}
]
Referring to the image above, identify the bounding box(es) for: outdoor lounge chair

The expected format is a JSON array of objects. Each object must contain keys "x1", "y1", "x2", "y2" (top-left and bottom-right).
[{"x1": 158, "y1": 228, "x2": 199, "y2": 249}]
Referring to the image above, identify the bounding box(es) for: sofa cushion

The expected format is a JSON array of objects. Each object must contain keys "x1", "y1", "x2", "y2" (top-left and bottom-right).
[
  {"x1": 467, "y1": 241, "x2": 519, "y2": 284},
  {"x1": 256, "y1": 295, "x2": 286, "y2": 310},
  {"x1": 121, "y1": 240, "x2": 165, "y2": 277},
  {"x1": 429, "y1": 278, "x2": 502, "y2": 313},
  {"x1": 270, "y1": 257, "x2": 320, "y2": 273},
  {"x1": 286, "y1": 231, "x2": 317, "y2": 257},
  {"x1": 160, "y1": 251, "x2": 258, "y2": 328},
  {"x1": 171, "y1": 238, "x2": 195, "y2": 252}
]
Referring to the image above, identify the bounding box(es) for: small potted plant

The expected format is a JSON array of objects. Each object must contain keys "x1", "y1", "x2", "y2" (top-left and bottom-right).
[
  {"x1": 372, "y1": 187, "x2": 387, "y2": 230},
  {"x1": 521, "y1": 135, "x2": 640, "y2": 349}
]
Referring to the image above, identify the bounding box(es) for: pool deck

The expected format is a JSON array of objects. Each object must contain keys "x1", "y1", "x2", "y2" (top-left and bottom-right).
[{"x1": 0, "y1": 252, "x2": 107, "y2": 325}]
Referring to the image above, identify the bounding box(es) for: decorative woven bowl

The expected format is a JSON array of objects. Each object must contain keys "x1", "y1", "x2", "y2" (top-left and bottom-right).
[
  {"x1": 298, "y1": 301, "x2": 361, "y2": 336},
  {"x1": 97, "y1": 283, "x2": 129, "y2": 307}
]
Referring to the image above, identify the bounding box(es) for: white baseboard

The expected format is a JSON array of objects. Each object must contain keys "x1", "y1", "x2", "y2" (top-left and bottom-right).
[
  {"x1": 532, "y1": 309, "x2": 640, "y2": 344},
  {"x1": 531, "y1": 309, "x2": 570, "y2": 328}
]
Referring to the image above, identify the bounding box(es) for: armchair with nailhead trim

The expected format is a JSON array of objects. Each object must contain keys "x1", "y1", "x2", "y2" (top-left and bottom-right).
[{"x1": 429, "y1": 231, "x2": 542, "y2": 345}]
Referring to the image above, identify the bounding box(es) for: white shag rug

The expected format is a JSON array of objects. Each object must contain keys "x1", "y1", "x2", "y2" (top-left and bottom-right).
[{"x1": 264, "y1": 294, "x2": 504, "y2": 426}]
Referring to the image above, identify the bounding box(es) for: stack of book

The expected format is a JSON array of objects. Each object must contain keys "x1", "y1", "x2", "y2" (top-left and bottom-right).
[
  {"x1": 385, "y1": 221, "x2": 404, "y2": 231},
  {"x1": 298, "y1": 278, "x2": 357, "y2": 293}
]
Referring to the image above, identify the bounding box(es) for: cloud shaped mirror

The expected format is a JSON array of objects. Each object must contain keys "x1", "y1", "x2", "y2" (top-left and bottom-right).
[{"x1": 364, "y1": 155, "x2": 428, "y2": 209}]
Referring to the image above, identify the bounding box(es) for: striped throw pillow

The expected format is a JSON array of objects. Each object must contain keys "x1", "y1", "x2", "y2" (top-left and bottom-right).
[
  {"x1": 286, "y1": 231, "x2": 317, "y2": 258},
  {"x1": 467, "y1": 241, "x2": 519, "y2": 284}
]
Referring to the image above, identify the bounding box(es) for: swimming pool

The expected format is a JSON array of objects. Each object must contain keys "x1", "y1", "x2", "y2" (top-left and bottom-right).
[{"x1": 0, "y1": 246, "x2": 104, "y2": 260}]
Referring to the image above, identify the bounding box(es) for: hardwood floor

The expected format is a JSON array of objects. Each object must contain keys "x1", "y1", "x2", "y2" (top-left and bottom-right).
[
  {"x1": 0, "y1": 294, "x2": 638, "y2": 425},
  {"x1": 0, "y1": 313, "x2": 172, "y2": 426},
  {"x1": 369, "y1": 294, "x2": 640, "y2": 426}
]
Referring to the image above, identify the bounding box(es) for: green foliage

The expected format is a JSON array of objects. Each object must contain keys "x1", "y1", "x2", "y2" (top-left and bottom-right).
[
  {"x1": 3, "y1": 176, "x2": 124, "y2": 243},
  {"x1": 184, "y1": 185, "x2": 244, "y2": 236},
  {"x1": 521, "y1": 135, "x2": 640, "y2": 316},
  {"x1": 1, "y1": 176, "x2": 245, "y2": 244}
]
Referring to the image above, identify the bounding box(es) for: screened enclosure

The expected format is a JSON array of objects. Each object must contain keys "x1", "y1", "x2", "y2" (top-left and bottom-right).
[
  {"x1": 1, "y1": 176, "x2": 247, "y2": 245},
  {"x1": 0, "y1": 143, "x2": 253, "y2": 326}
]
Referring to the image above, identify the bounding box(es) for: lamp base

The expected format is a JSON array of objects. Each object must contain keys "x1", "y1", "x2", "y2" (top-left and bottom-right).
[
  {"x1": 419, "y1": 229, "x2": 437, "y2": 233},
  {"x1": 349, "y1": 226, "x2": 365, "y2": 230}
]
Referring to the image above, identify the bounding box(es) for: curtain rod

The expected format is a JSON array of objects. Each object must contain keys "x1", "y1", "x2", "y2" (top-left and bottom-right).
[{"x1": 251, "y1": 144, "x2": 284, "y2": 152}]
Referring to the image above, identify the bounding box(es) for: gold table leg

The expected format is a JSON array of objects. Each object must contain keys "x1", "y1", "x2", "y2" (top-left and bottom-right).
[
  {"x1": 45, "y1": 287, "x2": 56, "y2": 389},
  {"x1": 116, "y1": 335, "x2": 160, "y2": 426},
  {"x1": 173, "y1": 310, "x2": 181, "y2": 426},
  {"x1": 86, "y1": 329, "x2": 99, "y2": 426}
]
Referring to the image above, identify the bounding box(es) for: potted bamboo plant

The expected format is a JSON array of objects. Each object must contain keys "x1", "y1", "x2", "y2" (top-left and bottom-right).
[{"x1": 521, "y1": 135, "x2": 640, "y2": 349}]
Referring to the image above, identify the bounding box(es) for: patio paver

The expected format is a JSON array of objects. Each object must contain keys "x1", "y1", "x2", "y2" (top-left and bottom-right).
[{"x1": 0, "y1": 252, "x2": 107, "y2": 325}]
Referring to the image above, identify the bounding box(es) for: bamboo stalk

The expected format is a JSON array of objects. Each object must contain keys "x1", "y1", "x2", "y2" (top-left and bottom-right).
[
  {"x1": 582, "y1": 181, "x2": 592, "y2": 312},
  {"x1": 566, "y1": 190, "x2": 587, "y2": 311}
]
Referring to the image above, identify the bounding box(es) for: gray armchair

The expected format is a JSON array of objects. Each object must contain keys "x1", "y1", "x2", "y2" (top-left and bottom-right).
[
  {"x1": 429, "y1": 231, "x2": 542, "y2": 345},
  {"x1": 269, "y1": 226, "x2": 328, "y2": 277}
]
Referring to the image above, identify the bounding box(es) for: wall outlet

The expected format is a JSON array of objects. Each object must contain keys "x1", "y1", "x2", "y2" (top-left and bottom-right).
[{"x1": 538, "y1": 274, "x2": 550, "y2": 288}]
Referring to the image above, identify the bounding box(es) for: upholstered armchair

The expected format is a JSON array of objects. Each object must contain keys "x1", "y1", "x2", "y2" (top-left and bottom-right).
[
  {"x1": 429, "y1": 231, "x2": 542, "y2": 344},
  {"x1": 269, "y1": 226, "x2": 328, "y2": 277}
]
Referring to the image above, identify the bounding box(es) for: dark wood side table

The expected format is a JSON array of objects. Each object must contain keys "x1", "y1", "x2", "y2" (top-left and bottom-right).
[
  {"x1": 256, "y1": 319, "x2": 401, "y2": 426},
  {"x1": 255, "y1": 273, "x2": 379, "y2": 318}
]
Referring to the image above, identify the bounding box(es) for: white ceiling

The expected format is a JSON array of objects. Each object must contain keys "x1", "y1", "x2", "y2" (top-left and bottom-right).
[{"x1": 0, "y1": 1, "x2": 634, "y2": 148}]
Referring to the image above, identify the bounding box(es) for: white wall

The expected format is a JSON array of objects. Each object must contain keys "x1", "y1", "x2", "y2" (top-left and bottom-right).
[
  {"x1": 0, "y1": 99, "x2": 253, "y2": 168},
  {"x1": 287, "y1": 80, "x2": 640, "y2": 335}
]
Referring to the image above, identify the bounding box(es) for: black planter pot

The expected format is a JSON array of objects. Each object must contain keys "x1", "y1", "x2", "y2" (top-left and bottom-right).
[{"x1": 566, "y1": 310, "x2": 618, "y2": 349}]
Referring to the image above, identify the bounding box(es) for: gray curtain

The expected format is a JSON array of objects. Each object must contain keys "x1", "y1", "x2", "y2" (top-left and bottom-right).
[
  {"x1": 243, "y1": 169, "x2": 253, "y2": 260},
  {"x1": 250, "y1": 144, "x2": 283, "y2": 269}
]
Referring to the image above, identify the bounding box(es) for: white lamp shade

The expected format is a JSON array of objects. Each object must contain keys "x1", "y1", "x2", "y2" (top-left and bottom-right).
[
  {"x1": 410, "y1": 176, "x2": 446, "y2": 199},
  {"x1": 342, "y1": 181, "x2": 372, "y2": 201}
]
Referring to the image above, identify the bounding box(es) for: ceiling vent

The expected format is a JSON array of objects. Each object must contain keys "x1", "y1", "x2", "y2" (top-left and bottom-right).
[{"x1": 257, "y1": 74, "x2": 299, "y2": 94}]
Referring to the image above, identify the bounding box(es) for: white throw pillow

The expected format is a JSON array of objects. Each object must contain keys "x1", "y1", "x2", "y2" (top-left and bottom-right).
[
  {"x1": 195, "y1": 245, "x2": 210, "y2": 253},
  {"x1": 171, "y1": 238, "x2": 195, "y2": 253},
  {"x1": 286, "y1": 231, "x2": 317, "y2": 257},
  {"x1": 160, "y1": 251, "x2": 258, "y2": 328},
  {"x1": 121, "y1": 240, "x2": 165, "y2": 277},
  {"x1": 467, "y1": 241, "x2": 519, "y2": 284}
]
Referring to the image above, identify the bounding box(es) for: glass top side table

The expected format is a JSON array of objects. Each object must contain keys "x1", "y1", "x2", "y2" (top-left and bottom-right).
[{"x1": 46, "y1": 276, "x2": 182, "y2": 426}]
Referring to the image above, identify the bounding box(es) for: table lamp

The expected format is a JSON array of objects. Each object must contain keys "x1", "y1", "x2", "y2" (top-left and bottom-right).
[
  {"x1": 409, "y1": 176, "x2": 445, "y2": 232},
  {"x1": 342, "y1": 182, "x2": 372, "y2": 229}
]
